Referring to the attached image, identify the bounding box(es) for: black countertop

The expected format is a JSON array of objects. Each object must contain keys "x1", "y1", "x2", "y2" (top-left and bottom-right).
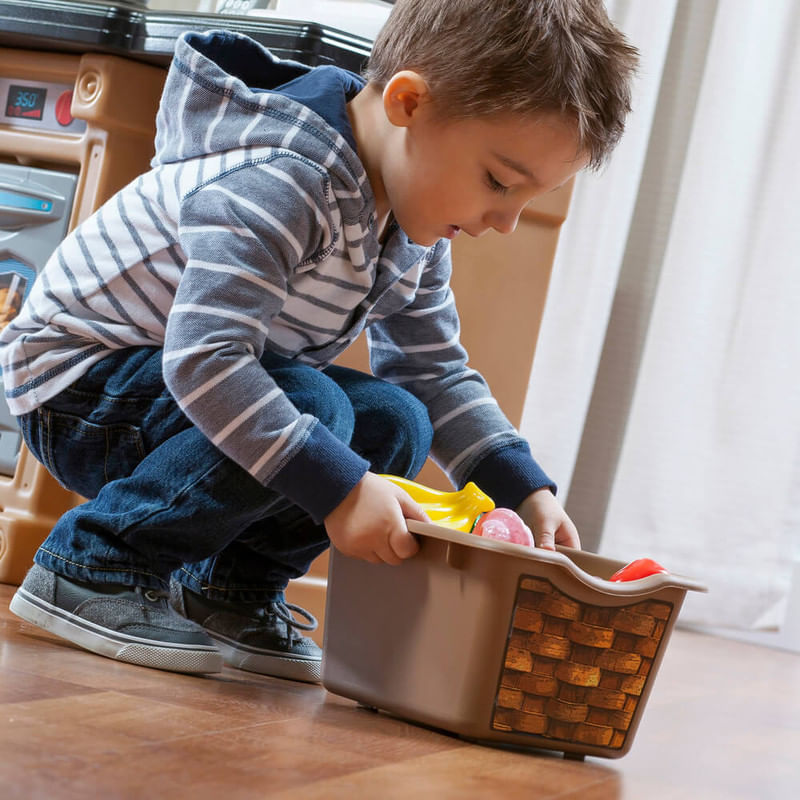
[{"x1": 0, "y1": 0, "x2": 373, "y2": 70}]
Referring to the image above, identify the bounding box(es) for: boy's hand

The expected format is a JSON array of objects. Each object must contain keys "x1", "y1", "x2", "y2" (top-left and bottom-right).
[
  {"x1": 324, "y1": 472, "x2": 430, "y2": 565},
  {"x1": 516, "y1": 488, "x2": 581, "y2": 551}
]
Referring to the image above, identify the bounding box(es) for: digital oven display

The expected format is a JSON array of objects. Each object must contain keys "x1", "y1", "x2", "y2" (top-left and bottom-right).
[{"x1": 5, "y1": 85, "x2": 47, "y2": 121}]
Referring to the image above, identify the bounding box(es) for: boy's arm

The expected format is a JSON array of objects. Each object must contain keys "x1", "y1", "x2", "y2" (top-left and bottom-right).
[
  {"x1": 368, "y1": 241, "x2": 579, "y2": 549},
  {"x1": 167, "y1": 159, "x2": 369, "y2": 525},
  {"x1": 170, "y1": 158, "x2": 427, "y2": 563}
]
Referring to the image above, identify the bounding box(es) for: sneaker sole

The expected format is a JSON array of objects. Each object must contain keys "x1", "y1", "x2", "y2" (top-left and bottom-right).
[
  {"x1": 10, "y1": 588, "x2": 223, "y2": 675},
  {"x1": 209, "y1": 633, "x2": 322, "y2": 684}
]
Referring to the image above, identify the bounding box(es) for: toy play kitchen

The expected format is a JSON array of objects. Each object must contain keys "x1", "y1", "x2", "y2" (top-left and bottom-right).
[
  {"x1": 0, "y1": 0, "x2": 374, "y2": 584},
  {"x1": 0, "y1": 20, "x2": 166, "y2": 584}
]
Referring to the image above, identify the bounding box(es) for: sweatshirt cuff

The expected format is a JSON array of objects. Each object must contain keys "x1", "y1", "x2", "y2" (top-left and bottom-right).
[
  {"x1": 268, "y1": 422, "x2": 370, "y2": 524},
  {"x1": 462, "y1": 440, "x2": 556, "y2": 510}
]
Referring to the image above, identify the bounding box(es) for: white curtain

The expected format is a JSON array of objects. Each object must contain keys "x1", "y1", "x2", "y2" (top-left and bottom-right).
[{"x1": 521, "y1": 0, "x2": 800, "y2": 634}]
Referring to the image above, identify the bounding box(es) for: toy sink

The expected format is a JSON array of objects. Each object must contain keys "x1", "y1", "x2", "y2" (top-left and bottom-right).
[{"x1": 322, "y1": 519, "x2": 706, "y2": 760}]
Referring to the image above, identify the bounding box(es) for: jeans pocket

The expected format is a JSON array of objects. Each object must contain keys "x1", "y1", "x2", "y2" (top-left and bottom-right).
[{"x1": 38, "y1": 408, "x2": 146, "y2": 498}]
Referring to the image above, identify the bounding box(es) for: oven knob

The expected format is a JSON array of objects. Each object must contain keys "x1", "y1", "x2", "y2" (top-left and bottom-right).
[{"x1": 55, "y1": 90, "x2": 74, "y2": 127}]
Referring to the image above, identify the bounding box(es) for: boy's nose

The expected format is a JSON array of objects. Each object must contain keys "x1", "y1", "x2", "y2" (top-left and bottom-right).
[{"x1": 486, "y1": 205, "x2": 523, "y2": 235}]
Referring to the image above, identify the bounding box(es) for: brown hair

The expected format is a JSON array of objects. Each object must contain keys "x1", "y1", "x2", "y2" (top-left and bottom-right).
[{"x1": 365, "y1": 0, "x2": 639, "y2": 169}]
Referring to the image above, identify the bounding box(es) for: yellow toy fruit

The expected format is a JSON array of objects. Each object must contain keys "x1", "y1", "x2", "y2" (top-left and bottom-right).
[{"x1": 382, "y1": 475, "x2": 495, "y2": 532}]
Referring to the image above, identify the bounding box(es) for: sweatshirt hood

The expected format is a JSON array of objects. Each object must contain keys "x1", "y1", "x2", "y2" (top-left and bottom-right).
[{"x1": 151, "y1": 30, "x2": 363, "y2": 181}]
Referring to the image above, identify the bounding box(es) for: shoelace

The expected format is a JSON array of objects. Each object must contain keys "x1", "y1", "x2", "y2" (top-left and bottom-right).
[{"x1": 263, "y1": 600, "x2": 318, "y2": 636}]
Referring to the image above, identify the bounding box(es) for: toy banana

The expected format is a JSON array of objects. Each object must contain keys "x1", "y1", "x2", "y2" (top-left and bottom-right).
[{"x1": 382, "y1": 474, "x2": 495, "y2": 532}]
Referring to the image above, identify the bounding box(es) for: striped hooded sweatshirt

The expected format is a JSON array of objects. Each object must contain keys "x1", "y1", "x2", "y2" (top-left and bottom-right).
[{"x1": 0, "y1": 31, "x2": 553, "y2": 523}]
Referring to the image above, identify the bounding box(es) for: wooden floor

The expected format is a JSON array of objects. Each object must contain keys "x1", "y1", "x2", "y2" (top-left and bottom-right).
[{"x1": 1, "y1": 582, "x2": 798, "y2": 800}]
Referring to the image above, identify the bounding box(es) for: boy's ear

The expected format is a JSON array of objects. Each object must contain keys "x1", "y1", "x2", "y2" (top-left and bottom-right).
[{"x1": 382, "y1": 71, "x2": 432, "y2": 128}]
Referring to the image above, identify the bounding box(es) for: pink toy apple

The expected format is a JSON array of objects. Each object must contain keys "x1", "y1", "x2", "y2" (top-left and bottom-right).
[{"x1": 473, "y1": 508, "x2": 534, "y2": 547}]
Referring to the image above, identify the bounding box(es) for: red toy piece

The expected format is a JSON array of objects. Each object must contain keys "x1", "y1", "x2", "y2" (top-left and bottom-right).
[
  {"x1": 609, "y1": 557, "x2": 669, "y2": 582},
  {"x1": 473, "y1": 508, "x2": 534, "y2": 547}
]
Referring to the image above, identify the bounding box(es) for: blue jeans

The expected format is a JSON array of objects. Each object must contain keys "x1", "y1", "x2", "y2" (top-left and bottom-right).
[{"x1": 18, "y1": 347, "x2": 432, "y2": 600}]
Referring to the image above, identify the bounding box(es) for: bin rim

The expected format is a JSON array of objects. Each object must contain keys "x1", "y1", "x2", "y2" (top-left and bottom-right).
[{"x1": 406, "y1": 519, "x2": 708, "y2": 597}]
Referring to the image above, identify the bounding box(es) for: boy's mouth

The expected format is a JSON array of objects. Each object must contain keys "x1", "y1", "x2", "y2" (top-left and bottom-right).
[{"x1": 445, "y1": 225, "x2": 461, "y2": 239}]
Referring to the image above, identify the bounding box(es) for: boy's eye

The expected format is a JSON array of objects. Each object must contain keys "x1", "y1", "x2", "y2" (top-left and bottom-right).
[{"x1": 486, "y1": 173, "x2": 509, "y2": 195}]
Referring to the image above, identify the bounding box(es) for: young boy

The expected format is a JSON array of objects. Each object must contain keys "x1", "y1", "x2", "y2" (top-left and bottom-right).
[{"x1": 0, "y1": 0, "x2": 638, "y2": 682}]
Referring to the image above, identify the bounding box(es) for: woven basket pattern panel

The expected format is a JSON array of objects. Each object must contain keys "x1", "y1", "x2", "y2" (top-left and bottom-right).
[{"x1": 491, "y1": 575, "x2": 673, "y2": 750}]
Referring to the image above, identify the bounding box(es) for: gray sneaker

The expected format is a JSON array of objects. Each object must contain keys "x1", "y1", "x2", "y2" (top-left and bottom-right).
[
  {"x1": 10, "y1": 564, "x2": 223, "y2": 674},
  {"x1": 170, "y1": 581, "x2": 322, "y2": 684}
]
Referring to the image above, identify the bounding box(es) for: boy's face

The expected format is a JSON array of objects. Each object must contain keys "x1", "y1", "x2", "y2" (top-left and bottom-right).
[{"x1": 382, "y1": 105, "x2": 588, "y2": 248}]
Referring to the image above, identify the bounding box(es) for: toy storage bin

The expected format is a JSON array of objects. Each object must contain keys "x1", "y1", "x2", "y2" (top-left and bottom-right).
[{"x1": 322, "y1": 520, "x2": 706, "y2": 759}]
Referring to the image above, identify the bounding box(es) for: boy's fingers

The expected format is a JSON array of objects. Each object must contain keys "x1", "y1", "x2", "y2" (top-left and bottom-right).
[
  {"x1": 388, "y1": 525, "x2": 420, "y2": 560},
  {"x1": 536, "y1": 528, "x2": 557, "y2": 551},
  {"x1": 554, "y1": 516, "x2": 581, "y2": 549},
  {"x1": 374, "y1": 541, "x2": 404, "y2": 565},
  {"x1": 560, "y1": 519, "x2": 581, "y2": 549},
  {"x1": 396, "y1": 492, "x2": 430, "y2": 523}
]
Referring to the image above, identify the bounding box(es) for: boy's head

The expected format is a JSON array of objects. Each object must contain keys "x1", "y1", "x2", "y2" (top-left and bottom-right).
[{"x1": 365, "y1": 0, "x2": 639, "y2": 171}]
